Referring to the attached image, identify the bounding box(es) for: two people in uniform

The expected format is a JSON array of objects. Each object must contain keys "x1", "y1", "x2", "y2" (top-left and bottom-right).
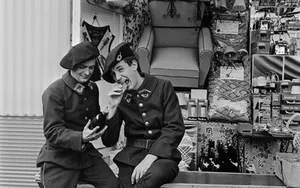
[{"x1": 36, "y1": 41, "x2": 185, "y2": 188}]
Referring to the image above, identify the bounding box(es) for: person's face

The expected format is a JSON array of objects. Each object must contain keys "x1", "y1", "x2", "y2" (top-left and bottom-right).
[
  {"x1": 111, "y1": 59, "x2": 140, "y2": 90},
  {"x1": 71, "y1": 59, "x2": 96, "y2": 83}
]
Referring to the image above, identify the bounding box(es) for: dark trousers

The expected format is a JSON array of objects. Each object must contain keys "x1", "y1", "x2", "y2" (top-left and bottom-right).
[
  {"x1": 41, "y1": 156, "x2": 119, "y2": 188},
  {"x1": 118, "y1": 159, "x2": 179, "y2": 188}
]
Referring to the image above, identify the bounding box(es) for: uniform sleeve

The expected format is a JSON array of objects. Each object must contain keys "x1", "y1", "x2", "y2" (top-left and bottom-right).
[
  {"x1": 149, "y1": 81, "x2": 185, "y2": 158},
  {"x1": 101, "y1": 110, "x2": 123, "y2": 147},
  {"x1": 42, "y1": 87, "x2": 83, "y2": 152},
  {"x1": 94, "y1": 83, "x2": 101, "y2": 114}
]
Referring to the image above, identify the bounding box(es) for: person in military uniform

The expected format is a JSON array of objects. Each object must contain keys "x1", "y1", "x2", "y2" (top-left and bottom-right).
[
  {"x1": 36, "y1": 41, "x2": 119, "y2": 188},
  {"x1": 101, "y1": 42, "x2": 185, "y2": 188}
]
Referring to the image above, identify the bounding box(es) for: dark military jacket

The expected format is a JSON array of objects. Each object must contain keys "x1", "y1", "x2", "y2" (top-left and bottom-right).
[
  {"x1": 102, "y1": 73, "x2": 185, "y2": 166},
  {"x1": 36, "y1": 71, "x2": 102, "y2": 169}
]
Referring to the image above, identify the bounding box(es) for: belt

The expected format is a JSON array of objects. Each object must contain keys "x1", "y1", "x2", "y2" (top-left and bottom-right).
[{"x1": 126, "y1": 138, "x2": 155, "y2": 149}]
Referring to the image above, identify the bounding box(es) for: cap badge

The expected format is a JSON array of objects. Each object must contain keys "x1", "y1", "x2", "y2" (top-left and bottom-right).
[{"x1": 116, "y1": 52, "x2": 122, "y2": 62}]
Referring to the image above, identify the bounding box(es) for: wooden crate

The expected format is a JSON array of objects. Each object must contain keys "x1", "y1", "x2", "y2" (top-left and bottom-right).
[
  {"x1": 275, "y1": 153, "x2": 300, "y2": 188},
  {"x1": 161, "y1": 171, "x2": 286, "y2": 188}
]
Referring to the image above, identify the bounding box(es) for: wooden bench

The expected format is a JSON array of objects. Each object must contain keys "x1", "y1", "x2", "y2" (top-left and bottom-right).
[
  {"x1": 36, "y1": 170, "x2": 287, "y2": 188},
  {"x1": 161, "y1": 171, "x2": 287, "y2": 188}
]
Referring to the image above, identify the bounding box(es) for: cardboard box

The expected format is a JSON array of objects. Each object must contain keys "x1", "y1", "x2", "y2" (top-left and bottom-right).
[
  {"x1": 281, "y1": 104, "x2": 300, "y2": 112},
  {"x1": 271, "y1": 106, "x2": 280, "y2": 119},
  {"x1": 275, "y1": 152, "x2": 300, "y2": 188},
  {"x1": 253, "y1": 94, "x2": 271, "y2": 109},
  {"x1": 191, "y1": 89, "x2": 207, "y2": 101},
  {"x1": 281, "y1": 93, "x2": 300, "y2": 102},
  {"x1": 252, "y1": 42, "x2": 270, "y2": 54},
  {"x1": 237, "y1": 122, "x2": 253, "y2": 135},
  {"x1": 272, "y1": 93, "x2": 281, "y2": 106},
  {"x1": 253, "y1": 109, "x2": 271, "y2": 124},
  {"x1": 256, "y1": 30, "x2": 271, "y2": 42}
]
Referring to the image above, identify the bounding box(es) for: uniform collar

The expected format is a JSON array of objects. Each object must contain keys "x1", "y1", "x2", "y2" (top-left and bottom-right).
[
  {"x1": 123, "y1": 73, "x2": 158, "y2": 103},
  {"x1": 136, "y1": 73, "x2": 158, "y2": 100},
  {"x1": 62, "y1": 71, "x2": 94, "y2": 95}
]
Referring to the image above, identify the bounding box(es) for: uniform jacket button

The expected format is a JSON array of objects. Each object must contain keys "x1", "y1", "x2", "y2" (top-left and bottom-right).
[
  {"x1": 85, "y1": 117, "x2": 88, "y2": 120},
  {"x1": 142, "y1": 112, "x2": 146, "y2": 117},
  {"x1": 148, "y1": 130, "x2": 153, "y2": 134},
  {"x1": 139, "y1": 103, "x2": 143, "y2": 107},
  {"x1": 137, "y1": 94, "x2": 140, "y2": 98},
  {"x1": 145, "y1": 121, "x2": 149, "y2": 126}
]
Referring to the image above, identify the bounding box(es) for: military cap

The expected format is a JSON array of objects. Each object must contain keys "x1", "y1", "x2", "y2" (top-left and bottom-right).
[
  {"x1": 60, "y1": 41, "x2": 99, "y2": 70},
  {"x1": 102, "y1": 42, "x2": 134, "y2": 83}
]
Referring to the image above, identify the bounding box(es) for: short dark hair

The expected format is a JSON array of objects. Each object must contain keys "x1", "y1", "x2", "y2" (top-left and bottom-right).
[
  {"x1": 71, "y1": 59, "x2": 96, "y2": 71},
  {"x1": 123, "y1": 56, "x2": 141, "y2": 73}
]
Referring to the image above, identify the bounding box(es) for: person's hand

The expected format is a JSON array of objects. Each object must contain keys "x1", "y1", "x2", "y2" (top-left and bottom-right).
[
  {"x1": 131, "y1": 154, "x2": 158, "y2": 184},
  {"x1": 82, "y1": 120, "x2": 107, "y2": 143},
  {"x1": 106, "y1": 83, "x2": 126, "y2": 119}
]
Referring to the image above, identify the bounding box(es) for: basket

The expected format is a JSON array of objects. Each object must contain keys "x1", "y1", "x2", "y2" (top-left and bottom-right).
[
  {"x1": 275, "y1": 113, "x2": 300, "y2": 188},
  {"x1": 275, "y1": 153, "x2": 300, "y2": 188}
]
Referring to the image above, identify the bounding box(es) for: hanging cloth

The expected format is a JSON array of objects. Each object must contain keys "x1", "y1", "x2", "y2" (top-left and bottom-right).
[{"x1": 82, "y1": 20, "x2": 115, "y2": 81}]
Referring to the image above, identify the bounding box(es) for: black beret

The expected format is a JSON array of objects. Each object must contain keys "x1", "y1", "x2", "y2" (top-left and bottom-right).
[
  {"x1": 60, "y1": 41, "x2": 99, "y2": 70},
  {"x1": 102, "y1": 42, "x2": 134, "y2": 83}
]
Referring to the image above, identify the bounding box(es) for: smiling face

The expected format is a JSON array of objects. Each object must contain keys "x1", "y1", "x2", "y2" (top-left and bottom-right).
[
  {"x1": 111, "y1": 59, "x2": 143, "y2": 90},
  {"x1": 71, "y1": 59, "x2": 96, "y2": 83}
]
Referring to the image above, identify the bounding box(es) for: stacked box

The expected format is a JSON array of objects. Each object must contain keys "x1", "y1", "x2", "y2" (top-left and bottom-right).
[
  {"x1": 271, "y1": 93, "x2": 281, "y2": 120},
  {"x1": 253, "y1": 94, "x2": 271, "y2": 131},
  {"x1": 280, "y1": 93, "x2": 300, "y2": 127},
  {"x1": 255, "y1": 30, "x2": 271, "y2": 42}
]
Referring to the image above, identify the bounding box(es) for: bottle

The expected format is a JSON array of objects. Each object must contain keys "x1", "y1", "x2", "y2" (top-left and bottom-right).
[
  {"x1": 198, "y1": 145, "x2": 205, "y2": 171},
  {"x1": 214, "y1": 150, "x2": 221, "y2": 171},
  {"x1": 189, "y1": 153, "x2": 196, "y2": 171},
  {"x1": 207, "y1": 140, "x2": 215, "y2": 171},
  {"x1": 227, "y1": 140, "x2": 239, "y2": 172},
  {"x1": 216, "y1": 140, "x2": 225, "y2": 172},
  {"x1": 209, "y1": 140, "x2": 215, "y2": 158},
  {"x1": 201, "y1": 145, "x2": 210, "y2": 171},
  {"x1": 90, "y1": 112, "x2": 107, "y2": 132},
  {"x1": 188, "y1": 99, "x2": 198, "y2": 120},
  {"x1": 202, "y1": 150, "x2": 210, "y2": 171}
]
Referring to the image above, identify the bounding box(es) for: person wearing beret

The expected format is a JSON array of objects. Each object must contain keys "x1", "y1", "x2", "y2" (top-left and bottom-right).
[
  {"x1": 36, "y1": 41, "x2": 119, "y2": 188},
  {"x1": 101, "y1": 42, "x2": 185, "y2": 188}
]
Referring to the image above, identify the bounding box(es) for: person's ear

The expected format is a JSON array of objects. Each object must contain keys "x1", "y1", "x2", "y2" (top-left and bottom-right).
[{"x1": 131, "y1": 60, "x2": 138, "y2": 70}]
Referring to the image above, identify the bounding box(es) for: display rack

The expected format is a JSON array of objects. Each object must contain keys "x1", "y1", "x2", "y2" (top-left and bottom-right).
[
  {"x1": 250, "y1": 1, "x2": 300, "y2": 56},
  {"x1": 250, "y1": 0, "x2": 300, "y2": 136}
]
